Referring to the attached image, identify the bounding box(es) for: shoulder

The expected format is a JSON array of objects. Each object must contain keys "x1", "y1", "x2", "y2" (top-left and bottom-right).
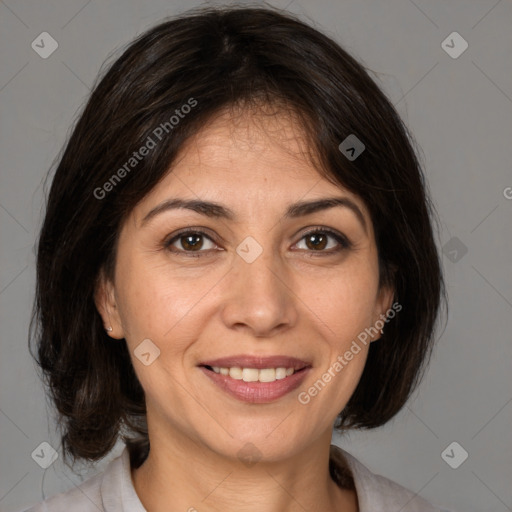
[
  {"x1": 330, "y1": 444, "x2": 455, "y2": 512},
  {"x1": 17, "y1": 469, "x2": 104, "y2": 512},
  {"x1": 17, "y1": 448, "x2": 140, "y2": 512}
]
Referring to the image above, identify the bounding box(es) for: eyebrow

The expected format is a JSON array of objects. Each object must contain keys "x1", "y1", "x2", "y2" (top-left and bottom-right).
[{"x1": 141, "y1": 196, "x2": 367, "y2": 233}]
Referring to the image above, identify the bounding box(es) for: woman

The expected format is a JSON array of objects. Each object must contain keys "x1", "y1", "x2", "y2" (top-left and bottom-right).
[{"x1": 24, "y1": 5, "x2": 449, "y2": 511}]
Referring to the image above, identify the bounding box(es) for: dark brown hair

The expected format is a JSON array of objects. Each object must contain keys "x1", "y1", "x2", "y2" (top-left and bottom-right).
[{"x1": 30, "y1": 5, "x2": 446, "y2": 469}]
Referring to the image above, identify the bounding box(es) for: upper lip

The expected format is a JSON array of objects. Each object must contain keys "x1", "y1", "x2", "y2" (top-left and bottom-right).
[{"x1": 199, "y1": 355, "x2": 311, "y2": 370}]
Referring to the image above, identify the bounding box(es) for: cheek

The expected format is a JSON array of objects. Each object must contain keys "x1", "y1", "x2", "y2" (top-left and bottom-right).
[
  {"x1": 303, "y1": 258, "x2": 380, "y2": 344},
  {"x1": 113, "y1": 259, "x2": 202, "y2": 394},
  {"x1": 114, "y1": 252, "x2": 214, "y2": 350},
  {"x1": 304, "y1": 263, "x2": 378, "y2": 415}
]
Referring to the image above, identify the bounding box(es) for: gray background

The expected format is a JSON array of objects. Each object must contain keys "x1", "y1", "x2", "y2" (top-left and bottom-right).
[{"x1": 1, "y1": 0, "x2": 511, "y2": 511}]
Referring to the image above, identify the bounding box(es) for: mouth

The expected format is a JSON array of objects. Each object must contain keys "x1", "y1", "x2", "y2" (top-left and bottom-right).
[
  {"x1": 200, "y1": 364, "x2": 309, "y2": 383},
  {"x1": 198, "y1": 354, "x2": 311, "y2": 382},
  {"x1": 197, "y1": 355, "x2": 312, "y2": 403}
]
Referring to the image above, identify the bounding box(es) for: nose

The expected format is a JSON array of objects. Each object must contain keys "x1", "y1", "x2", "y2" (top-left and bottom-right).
[{"x1": 220, "y1": 242, "x2": 298, "y2": 338}]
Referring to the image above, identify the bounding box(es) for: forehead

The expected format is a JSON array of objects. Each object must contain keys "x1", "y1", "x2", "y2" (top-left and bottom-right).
[
  {"x1": 174, "y1": 105, "x2": 320, "y2": 178},
  {"x1": 131, "y1": 106, "x2": 370, "y2": 224}
]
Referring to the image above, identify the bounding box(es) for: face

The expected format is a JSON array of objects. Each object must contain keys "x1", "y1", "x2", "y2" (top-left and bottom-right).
[{"x1": 96, "y1": 107, "x2": 393, "y2": 463}]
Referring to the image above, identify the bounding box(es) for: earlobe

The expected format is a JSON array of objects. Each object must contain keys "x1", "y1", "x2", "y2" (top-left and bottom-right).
[
  {"x1": 371, "y1": 285, "x2": 395, "y2": 342},
  {"x1": 381, "y1": 287, "x2": 395, "y2": 319},
  {"x1": 94, "y1": 270, "x2": 124, "y2": 339}
]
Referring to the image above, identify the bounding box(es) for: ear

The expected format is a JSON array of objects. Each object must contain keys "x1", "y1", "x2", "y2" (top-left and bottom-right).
[
  {"x1": 94, "y1": 269, "x2": 125, "y2": 339},
  {"x1": 370, "y1": 283, "x2": 395, "y2": 342}
]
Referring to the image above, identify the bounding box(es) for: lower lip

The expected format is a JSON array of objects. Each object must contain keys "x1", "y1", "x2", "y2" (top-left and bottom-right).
[{"x1": 198, "y1": 366, "x2": 311, "y2": 404}]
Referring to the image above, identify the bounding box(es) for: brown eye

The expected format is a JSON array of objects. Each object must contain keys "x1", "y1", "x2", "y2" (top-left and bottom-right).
[
  {"x1": 179, "y1": 233, "x2": 205, "y2": 251},
  {"x1": 165, "y1": 230, "x2": 217, "y2": 256},
  {"x1": 304, "y1": 232, "x2": 328, "y2": 250},
  {"x1": 294, "y1": 228, "x2": 351, "y2": 254}
]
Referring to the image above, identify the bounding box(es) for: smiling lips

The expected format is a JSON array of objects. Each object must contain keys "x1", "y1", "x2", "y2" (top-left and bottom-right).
[
  {"x1": 199, "y1": 354, "x2": 310, "y2": 381},
  {"x1": 209, "y1": 366, "x2": 295, "y2": 383},
  {"x1": 198, "y1": 355, "x2": 312, "y2": 403},
  {"x1": 199, "y1": 354, "x2": 311, "y2": 370}
]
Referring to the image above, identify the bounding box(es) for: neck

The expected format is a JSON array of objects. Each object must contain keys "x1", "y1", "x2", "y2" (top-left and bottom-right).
[{"x1": 131, "y1": 424, "x2": 358, "y2": 512}]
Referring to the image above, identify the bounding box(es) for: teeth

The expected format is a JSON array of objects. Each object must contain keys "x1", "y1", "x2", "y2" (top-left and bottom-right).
[
  {"x1": 275, "y1": 367, "x2": 287, "y2": 380},
  {"x1": 209, "y1": 366, "x2": 299, "y2": 382},
  {"x1": 229, "y1": 367, "x2": 242, "y2": 380}
]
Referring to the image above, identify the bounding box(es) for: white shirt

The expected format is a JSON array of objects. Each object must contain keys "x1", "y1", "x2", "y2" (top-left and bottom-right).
[{"x1": 19, "y1": 444, "x2": 454, "y2": 511}]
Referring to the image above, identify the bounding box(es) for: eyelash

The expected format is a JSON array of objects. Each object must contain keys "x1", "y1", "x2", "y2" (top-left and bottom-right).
[{"x1": 163, "y1": 227, "x2": 352, "y2": 258}]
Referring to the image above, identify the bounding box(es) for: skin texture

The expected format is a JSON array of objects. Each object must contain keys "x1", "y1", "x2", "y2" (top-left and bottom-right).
[{"x1": 95, "y1": 107, "x2": 393, "y2": 512}]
